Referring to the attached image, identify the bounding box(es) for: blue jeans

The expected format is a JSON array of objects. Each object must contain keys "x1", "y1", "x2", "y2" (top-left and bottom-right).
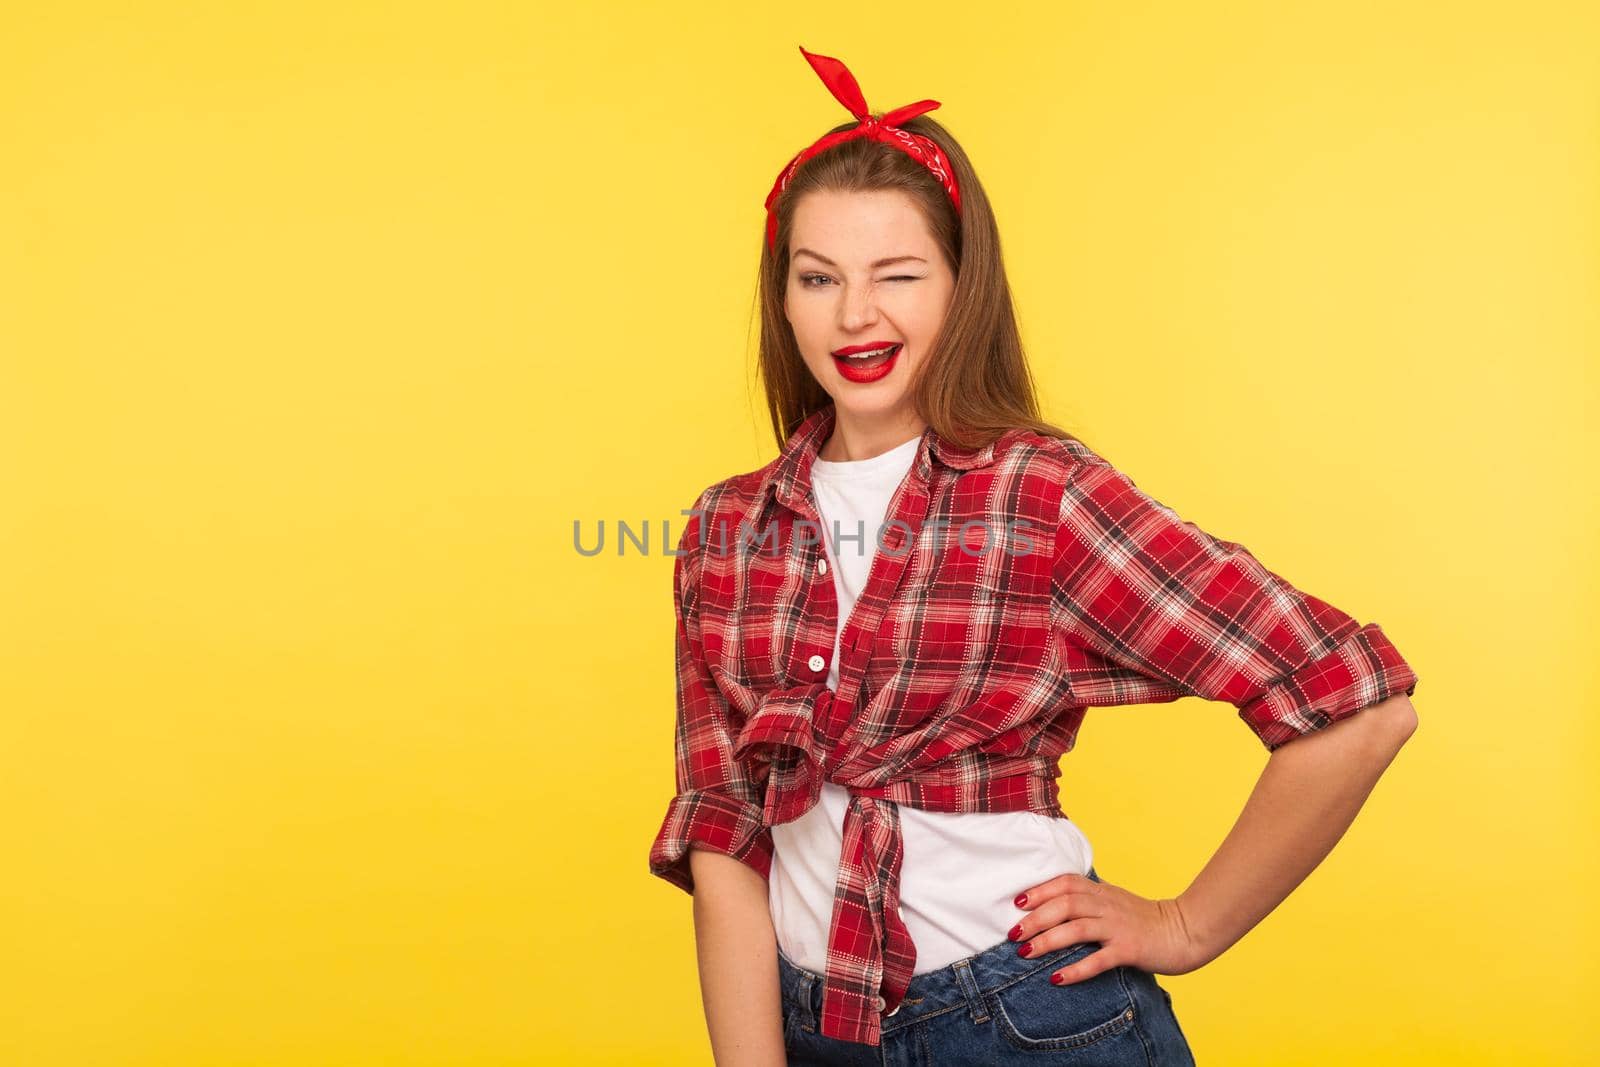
[{"x1": 778, "y1": 867, "x2": 1196, "y2": 1065}]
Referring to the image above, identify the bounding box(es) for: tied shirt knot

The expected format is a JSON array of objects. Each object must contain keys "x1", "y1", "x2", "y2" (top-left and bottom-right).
[
  {"x1": 732, "y1": 680, "x2": 916, "y2": 1045},
  {"x1": 733, "y1": 681, "x2": 836, "y2": 827}
]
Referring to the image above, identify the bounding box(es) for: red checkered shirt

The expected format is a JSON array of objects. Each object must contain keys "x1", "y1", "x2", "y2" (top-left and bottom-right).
[{"x1": 647, "y1": 402, "x2": 1418, "y2": 1046}]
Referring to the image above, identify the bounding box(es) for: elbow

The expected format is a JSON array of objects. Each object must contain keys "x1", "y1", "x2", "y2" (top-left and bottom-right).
[
  {"x1": 1260, "y1": 692, "x2": 1418, "y2": 759},
  {"x1": 1386, "y1": 692, "x2": 1418, "y2": 738},
  {"x1": 1364, "y1": 692, "x2": 1418, "y2": 753}
]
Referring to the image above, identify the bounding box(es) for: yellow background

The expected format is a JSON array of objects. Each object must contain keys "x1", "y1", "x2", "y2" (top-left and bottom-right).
[{"x1": 3, "y1": 2, "x2": 1595, "y2": 1064}]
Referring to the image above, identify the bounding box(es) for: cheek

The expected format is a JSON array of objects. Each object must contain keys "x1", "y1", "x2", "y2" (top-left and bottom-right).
[
  {"x1": 788, "y1": 305, "x2": 829, "y2": 347},
  {"x1": 905, "y1": 306, "x2": 942, "y2": 342}
]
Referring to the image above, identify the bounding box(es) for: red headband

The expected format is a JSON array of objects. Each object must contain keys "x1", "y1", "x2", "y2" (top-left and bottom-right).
[{"x1": 763, "y1": 46, "x2": 962, "y2": 253}]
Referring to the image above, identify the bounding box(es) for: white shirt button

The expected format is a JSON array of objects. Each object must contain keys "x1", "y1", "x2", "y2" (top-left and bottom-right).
[
  {"x1": 817, "y1": 557, "x2": 828, "y2": 576},
  {"x1": 808, "y1": 654, "x2": 826, "y2": 673},
  {"x1": 873, "y1": 995, "x2": 886, "y2": 1011}
]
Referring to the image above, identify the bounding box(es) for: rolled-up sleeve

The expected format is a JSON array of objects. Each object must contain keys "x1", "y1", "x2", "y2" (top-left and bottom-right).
[
  {"x1": 1051, "y1": 456, "x2": 1419, "y2": 751},
  {"x1": 647, "y1": 492, "x2": 775, "y2": 894}
]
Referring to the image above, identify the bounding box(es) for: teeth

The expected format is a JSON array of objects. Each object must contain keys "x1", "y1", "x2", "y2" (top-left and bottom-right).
[{"x1": 842, "y1": 345, "x2": 898, "y2": 359}]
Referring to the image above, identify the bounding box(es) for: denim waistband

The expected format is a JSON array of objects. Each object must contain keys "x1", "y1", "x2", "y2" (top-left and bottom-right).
[{"x1": 777, "y1": 866, "x2": 1105, "y2": 1038}]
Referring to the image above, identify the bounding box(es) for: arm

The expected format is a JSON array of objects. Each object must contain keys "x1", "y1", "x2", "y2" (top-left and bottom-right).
[
  {"x1": 689, "y1": 850, "x2": 786, "y2": 1065},
  {"x1": 1171, "y1": 691, "x2": 1418, "y2": 965},
  {"x1": 647, "y1": 492, "x2": 785, "y2": 1062},
  {"x1": 1030, "y1": 455, "x2": 1422, "y2": 977}
]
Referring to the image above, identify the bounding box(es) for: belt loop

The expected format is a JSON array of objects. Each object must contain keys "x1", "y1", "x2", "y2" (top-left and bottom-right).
[
  {"x1": 794, "y1": 970, "x2": 818, "y2": 1033},
  {"x1": 950, "y1": 959, "x2": 991, "y2": 1024}
]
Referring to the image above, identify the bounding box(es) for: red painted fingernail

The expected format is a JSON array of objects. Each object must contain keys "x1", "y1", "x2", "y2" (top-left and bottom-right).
[
  {"x1": 1050, "y1": 972, "x2": 1065, "y2": 985},
  {"x1": 1008, "y1": 924, "x2": 1023, "y2": 941},
  {"x1": 1017, "y1": 942, "x2": 1032, "y2": 958},
  {"x1": 1014, "y1": 893, "x2": 1028, "y2": 907}
]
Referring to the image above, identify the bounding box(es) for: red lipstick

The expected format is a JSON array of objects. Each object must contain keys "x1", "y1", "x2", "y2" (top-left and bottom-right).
[{"x1": 830, "y1": 341, "x2": 903, "y2": 384}]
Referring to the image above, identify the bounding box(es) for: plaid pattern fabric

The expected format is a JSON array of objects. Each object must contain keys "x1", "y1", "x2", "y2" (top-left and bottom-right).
[{"x1": 648, "y1": 402, "x2": 1418, "y2": 1046}]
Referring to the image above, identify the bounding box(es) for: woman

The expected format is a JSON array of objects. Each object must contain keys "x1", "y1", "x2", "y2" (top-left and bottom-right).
[{"x1": 648, "y1": 47, "x2": 1420, "y2": 1065}]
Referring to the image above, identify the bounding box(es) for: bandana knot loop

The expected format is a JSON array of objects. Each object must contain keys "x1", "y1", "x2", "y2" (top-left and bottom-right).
[{"x1": 764, "y1": 46, "x2": 962, "y2": 253}]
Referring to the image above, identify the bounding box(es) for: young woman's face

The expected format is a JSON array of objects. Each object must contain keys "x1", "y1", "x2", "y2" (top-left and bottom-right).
[{"x1": 784, "y1": 188, "x2": 956, "y2": 426}]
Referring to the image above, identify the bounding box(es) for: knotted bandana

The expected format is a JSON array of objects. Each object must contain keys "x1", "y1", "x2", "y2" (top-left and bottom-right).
[{"x1": 763, "y1": 45, "x2": 962, "y2": 253}]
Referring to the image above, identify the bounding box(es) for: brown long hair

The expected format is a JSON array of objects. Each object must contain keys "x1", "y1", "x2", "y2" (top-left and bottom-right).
[{"x1": 756, "y1": 112, "x2": 1085, "y2": 453}]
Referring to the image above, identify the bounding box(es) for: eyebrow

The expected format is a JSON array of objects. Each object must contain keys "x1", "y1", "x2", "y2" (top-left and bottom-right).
[{"x1": 792, "y1": 249, "x2": 928, "y2": 269}]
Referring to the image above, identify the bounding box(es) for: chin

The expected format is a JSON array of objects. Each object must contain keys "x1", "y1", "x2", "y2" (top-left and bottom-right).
[{"x1": 833, "y1": 389, "x2": 910, "y2": 420}]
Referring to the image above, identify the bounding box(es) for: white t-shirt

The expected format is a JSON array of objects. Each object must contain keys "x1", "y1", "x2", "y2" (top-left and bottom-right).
[{"x1": 767, "y1": 431, "x2": 1094, "y2": 975}]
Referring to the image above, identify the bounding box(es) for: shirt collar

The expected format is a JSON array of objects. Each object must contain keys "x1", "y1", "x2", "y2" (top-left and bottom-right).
[{"x1": 763, "y1": 402, "x2": 1001, "y2": 514}]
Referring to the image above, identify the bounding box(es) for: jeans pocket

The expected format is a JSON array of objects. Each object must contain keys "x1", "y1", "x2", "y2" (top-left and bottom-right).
[{"x1": 988, "y1": 944, "x2": 1140, "y2": 1053}]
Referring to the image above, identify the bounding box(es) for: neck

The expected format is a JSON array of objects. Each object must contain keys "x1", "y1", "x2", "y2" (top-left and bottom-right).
[{"x1": 819, "y1": 407, "x2": 927, "y2": 462}]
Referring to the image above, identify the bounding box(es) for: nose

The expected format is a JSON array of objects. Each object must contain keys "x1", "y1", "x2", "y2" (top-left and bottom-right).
[{"x1": 837, "y1": 282, "x2": 881, "y2": 331}]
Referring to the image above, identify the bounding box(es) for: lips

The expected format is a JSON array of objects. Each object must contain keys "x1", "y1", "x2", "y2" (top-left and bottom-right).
[
  {"x1": 831, "y1": 342, "x2": 903, "y2": 384},
  {"x1": 832, "y1": 341, "x2": 903, "y2": 357}
]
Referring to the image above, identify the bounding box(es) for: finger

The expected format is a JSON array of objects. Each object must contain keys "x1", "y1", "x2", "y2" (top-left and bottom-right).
[
  {"x1": 1008, "y1": 891, "x2": 1102, "y2": 944},
  {"x1": 1015, "y1": 917, "x2": 1100, "y2": 960},
  {"x1": 1049, "y1": 943, "x2": 1120, "y2": 986},
  {"x1": 1015, "y1": 870, "x2": 1097, "y2": 909}
]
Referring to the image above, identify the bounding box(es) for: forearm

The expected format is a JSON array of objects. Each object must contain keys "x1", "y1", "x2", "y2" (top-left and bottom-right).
[
  {"x1": 1172, "y1": 694, "x2": 1419, "y2": 963},
  {"x1": 688, "y1": 848, "x2": 786, "y2": 1066}
]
